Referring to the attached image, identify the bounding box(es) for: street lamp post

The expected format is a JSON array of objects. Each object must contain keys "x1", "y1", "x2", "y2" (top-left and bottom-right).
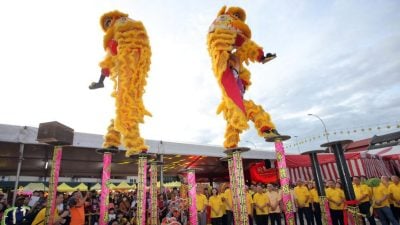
[{"x1": 308, "y1": 113, "x2": 330, "y2": 143}]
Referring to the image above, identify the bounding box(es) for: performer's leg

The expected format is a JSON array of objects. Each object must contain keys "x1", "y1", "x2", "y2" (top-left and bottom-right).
[
  {"x1": 223, "y1": 123, "x2": 241, "y2": 149},
  {"x1": 244, "y1": 99, "x2": 279, "y2": 138},
  {"x1": 103, "y1": 119, "x2": 121, "y2": 149}
]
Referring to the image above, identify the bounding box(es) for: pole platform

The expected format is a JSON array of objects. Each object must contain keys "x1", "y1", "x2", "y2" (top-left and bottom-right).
[
  {"x1": 320, "y1": 140, "x2": 352, "y2": 148},
  {"x1": 95, "y1": 147, "x2": 119, "y2": 154},
  {"x1": 301, "y1": 149, "x2": 327, "y2": 155},
  {"x1": 265, "y1": 135, "x2": 291, "y2": 142},
  {"x1": 223, "y1": 147, "x2": 250, "y2": 154}
]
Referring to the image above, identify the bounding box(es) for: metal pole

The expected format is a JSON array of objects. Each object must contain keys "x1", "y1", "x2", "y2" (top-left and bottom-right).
[
  {"x1": 12, "y1": 143, "x2": 24, "y2": 206},
  {"x1": 321, "y1": 140, "x2": 361, "y2": 225},
  {"x1": 321, "y1": 140, "x2": 355, "y2": 200},
  {"x1": 302, "y1": 150, "x2": 332, "y2": 225}
]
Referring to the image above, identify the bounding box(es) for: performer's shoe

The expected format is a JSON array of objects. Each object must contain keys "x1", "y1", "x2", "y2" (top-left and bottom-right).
[
  {"x1": 263, "y1": 129, "x2": 280, "y2": 139},
  {"x1": 89, "y1": 82, "x2": 104, "y2": 89},
  {"x1": 261, "y1": 53, "x2": 276, "y2": 64}
]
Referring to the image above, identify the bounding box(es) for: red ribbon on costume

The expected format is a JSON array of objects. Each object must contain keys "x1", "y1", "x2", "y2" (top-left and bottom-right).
[{"x1": 343, "y1": 200, "x2": 359, "y2": 225}]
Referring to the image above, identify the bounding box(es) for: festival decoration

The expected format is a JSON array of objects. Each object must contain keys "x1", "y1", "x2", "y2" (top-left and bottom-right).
[
  {"x1": 226, "y1": 155, "x2": 239, "y2": 224},
  {"x1": 136, "y1": 155, "x2": 148, "y2": 225},
  {"x1": 150, "y1": 163, "x2": 158, "y2": 225},
  {"x1": 248, "y1": 161, "x2": 278, "y2": 183},
  {"x1": 44, "y1": 146, "x2": 62, "y2": 225},
  {"x1": 232, "y1": 150, "x2": 248, "y2": 224},
  {"x1": 267, "y1": 138, "x2": 295, "y2": 225},
  {"x1": 90, "y1": 10, "x2": 152, "y2": 156},
  {"x1": 207, "y1": 6, "x2": 279, "y2": 149},
  {"x1": 285, "y1": 121, "x2": 400, "y2": 149},
  {"x1": 99, "y1": 153, "x2": 112, "y2": 225},
  {"x1": 187, "y1": 169, "x2": 198, "y2": 225}
]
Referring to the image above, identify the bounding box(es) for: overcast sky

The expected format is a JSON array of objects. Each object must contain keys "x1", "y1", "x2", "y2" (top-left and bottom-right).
[{"x1": 0, "y1": 0, "x2": 399, "y2": 154}]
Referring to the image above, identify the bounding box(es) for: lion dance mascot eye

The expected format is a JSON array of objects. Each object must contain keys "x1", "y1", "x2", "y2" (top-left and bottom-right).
[
  {"x1": 89, "y1": 10, "x2": 151, "y2": 157},
  {"x1": 207, "y1": 6, "x2": 280, "y2": 149}
]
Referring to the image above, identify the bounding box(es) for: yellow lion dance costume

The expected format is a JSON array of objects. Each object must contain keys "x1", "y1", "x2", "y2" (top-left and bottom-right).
[
  {"x1": 207, "y1": 6, "x2": 279, "y2": 149},
  {"x1": 89, "y1": 11, "x2": 151, "y2": 157}
]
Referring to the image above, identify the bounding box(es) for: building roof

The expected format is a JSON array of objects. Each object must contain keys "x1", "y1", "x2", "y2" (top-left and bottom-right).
[
  {"x1": 345, "y1": 138, "x2": 371, "y2": 152},
  {"x1": 369, "y1": 131, "x2": 400, "y2": 150}
]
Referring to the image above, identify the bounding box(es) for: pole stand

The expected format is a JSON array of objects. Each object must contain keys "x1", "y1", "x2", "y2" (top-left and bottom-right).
[
  {"x1": 95, "y1": 147, "x2": 119, "y2": 154},
  {"x1": 265, "y1": 135, "x2": 291, "y2": 142},
  {"x1": 223, "y1": 147, "x2": 250, "y2": 154},
  {"x1": 320, "y1": 140, "x2": 353, "y2": 148}
]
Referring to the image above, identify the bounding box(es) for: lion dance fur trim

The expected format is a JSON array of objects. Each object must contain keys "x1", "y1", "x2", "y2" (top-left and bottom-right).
[
  {"x1": 100, "y1": 11, "x2": 151, "y2": 157},
  {"x1": 207, "y1": 6, "x2": 276, "y2": 149}
]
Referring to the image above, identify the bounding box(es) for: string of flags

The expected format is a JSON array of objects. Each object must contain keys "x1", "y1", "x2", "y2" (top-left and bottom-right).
[{"x1": 285, "y1": 121, "x2": 400, "y2": 149}]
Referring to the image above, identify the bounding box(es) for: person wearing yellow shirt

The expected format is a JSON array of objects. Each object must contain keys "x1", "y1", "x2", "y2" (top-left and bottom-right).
[
  {"x1": 32, "y1": 193, "x2": 69, "y2": 225},
  {"x1": 326, "y1": 180, "x2": 345, "y2": 225},
  {"x1": 389, "y1": 175, "x2": 400, "y2": 223},
  {"x1": 253, "y1": 184, "x2": 270, "y2": 225},
  {"x1": 245, "y1": 186, "x2": 254, "y2": 225},
  {"x1": 309, "y1": 181, "x2": 322, "y2": 225},
  {"x1": 373, "y1": 176, "x2": 399, "y2": 225},
  {"x1": 196, "y1": 187, "x2": 208, "y2": 225},
  {"x1": 209, "y1": 188, "x2": 223, "y2": 225},
  {"x1": 267, "y1": 184, "x2": 282, "y2": 225},
  {"x1": 222, "y1": 185, "x2": 233, "y2": 225},
  {"x1": 352, "y1": 176, "x2": 376, "y2": 225},
  {"x1": 294, "y1": 179, "x2": 313, "y2": 225}
]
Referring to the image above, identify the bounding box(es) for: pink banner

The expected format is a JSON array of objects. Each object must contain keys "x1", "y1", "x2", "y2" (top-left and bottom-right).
[
  {"x1": 137, "y1": 156, "x2": 147, "y2": 225},
  {"x1": 99, "y1": 153, "x2": 112, "y2": 225},
  {"x1": 275, "y1": 141, "x2": 295, "y2": 225},
  {"x1": 321, "y1": 197, "x2": 333, "y2": 225},
  {"x1": 187, "y1": 170, "x2": 198, "y2": 225},
  {"x1": 47, "y1": 146, "x2": 63, "y2": 225}
]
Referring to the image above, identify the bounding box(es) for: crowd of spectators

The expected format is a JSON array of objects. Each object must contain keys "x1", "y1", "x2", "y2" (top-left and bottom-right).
[{"x1": 0, "y1": 175, "x2": 399, "y2": 225}]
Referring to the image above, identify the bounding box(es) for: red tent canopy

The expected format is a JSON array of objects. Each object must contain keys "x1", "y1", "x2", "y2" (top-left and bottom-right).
[
  {"x1": 285, "y1": 152, "x2": 392, "y2": 183},
  {"x1": 285, "y1": 152, "x2": 361, "y2": 168}
]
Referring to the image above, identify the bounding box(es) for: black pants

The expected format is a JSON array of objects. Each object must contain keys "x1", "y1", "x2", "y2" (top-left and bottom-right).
[
  {"x1": 225, "y1": 210, "x2": 233, "y2": 225},
  {"x1": 255, "y1": 214, "x2": 268, "y2": 225},
  {"x1": 330, "y1": 209, "x2": 344, "y2": 225},
  {"x1": 298, "y1": 207, "x2": 313, "y2": 225},
  {"x1": 391, "y1": 205, "x2": 400, "y2": 223},
  {"x1": 249, "y1": 215, "x2": 253, "y2": 225},
  {"x1": 359, "y1": 202, "x2": 376, "y2": 225},
  {"x1": 222, "y1": 214, "x2": 227, "y2": 225},
  {"x1": 270, "y1": 213, "x2": 282, "y2": 225},
  {"x1": 312, "y1": 203, "x2": 322, "y2": 225},
  {"x1": 211, "y1": 217, "x2": 223, "y2": 225}
]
